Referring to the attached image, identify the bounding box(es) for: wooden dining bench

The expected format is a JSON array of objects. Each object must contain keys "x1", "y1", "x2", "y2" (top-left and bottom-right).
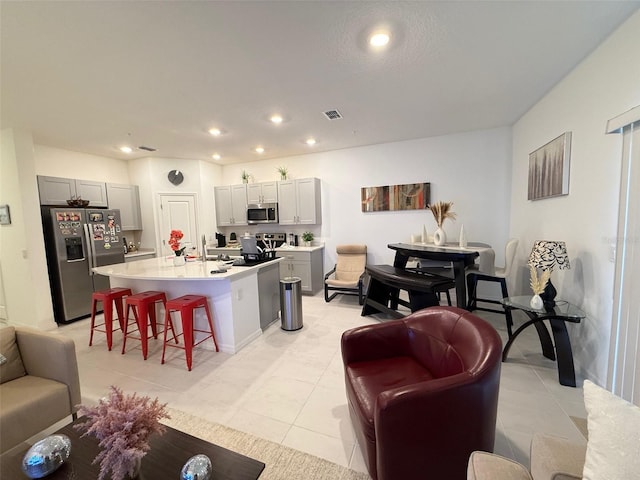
[{"x1": 361, "y1": 264, "x2": 456, "y2": 318}]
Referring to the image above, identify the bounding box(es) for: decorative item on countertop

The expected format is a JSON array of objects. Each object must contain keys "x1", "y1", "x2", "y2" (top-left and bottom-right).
[
  {"x1": 74, "y1": 385, "x2": 169, "y2": 480},
  {"x1": 459, "y1": 224, "x2": 467, "y2": 248},
  {"x1": 277, "y1": 165, "x2": 288, "y2": 180},
  {"x1": 241, "y1": 170, "x2": 251, "y2": 184},
  {"x1": 529, "y1": 265, "x2": 550, "y2": 309},
  {"x1": 428, "y1": 201, "x2": 456, "y2": 246},
  {"x1": 169, "y1": 230, "x2": 186, "y2": 266},
  {"x1": 528, "y1": 240, "x2": 570, "y2": 308},
  {"x1": 301, "y1": 231, "x2": 314, "y2": 247},
  {"x1": 181, "y1": 454, "x2": 213, "y2": 480},
  {"x1": 22, "y1": 434, "x2": 71, "y2": 479},
  {"x1": 421, "y1": 225, "x2": 428, "y2": 243}
]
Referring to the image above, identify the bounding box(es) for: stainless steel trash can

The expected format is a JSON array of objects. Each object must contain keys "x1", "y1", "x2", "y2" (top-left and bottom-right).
[{"x1": 280, "y1": 277, "x2": 303, "y2": 331}]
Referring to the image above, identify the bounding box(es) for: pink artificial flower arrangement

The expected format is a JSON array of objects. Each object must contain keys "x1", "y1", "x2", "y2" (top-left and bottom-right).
[
  {"x1": 75, "y1": 386, "x2": 170, "y2": 480},
  {"x1": 168, "y1": 229, "x2": 186, "y2": 256}
]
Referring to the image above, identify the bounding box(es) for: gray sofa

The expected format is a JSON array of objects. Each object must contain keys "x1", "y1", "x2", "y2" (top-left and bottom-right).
[
  {"x1": 0, "y1": 326, "x2": 81, "y2": 453},
  {"x1": 467, "y1": 433, "x2": 586, "y2": 480}
]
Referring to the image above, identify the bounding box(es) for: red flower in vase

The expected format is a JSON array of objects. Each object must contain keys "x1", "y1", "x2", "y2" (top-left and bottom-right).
[{"x1": 168, "y1": 230, "x2": 186, "y2": 256}]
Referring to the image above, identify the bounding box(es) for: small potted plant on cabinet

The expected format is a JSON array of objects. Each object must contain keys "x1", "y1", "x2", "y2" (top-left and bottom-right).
[
  {"x1": 241, "y1": 170, "x2": 251, "y2": 184},
  {"x1": 302, "y1": 231, "x2": 314, "y2": 247},
  {"x1": 277, "y1": 166, "x2": 288, "y2": 180}
]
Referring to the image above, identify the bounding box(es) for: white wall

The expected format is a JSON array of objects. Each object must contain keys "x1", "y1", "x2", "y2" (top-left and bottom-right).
[
  {"x1": 222, "y1": 127, "x2": 513, "y2": 271},
  {"x1": 0, "y1": 130, "x2": 55, "y2": 329},
  {"x1": 128, "y1": 156, "x2": 222, "y2": 254},
  {"x1": 34, "y1": 145, "x2": 130, "y2": 184},
  {"x1": 510, "y1": 11, "x2": 640, "y2": 385}
]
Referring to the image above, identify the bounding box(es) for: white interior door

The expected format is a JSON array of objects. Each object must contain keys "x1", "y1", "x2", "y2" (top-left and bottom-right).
[
  {"x1": 607, "y1": 105, "x2": 640, "y2": 406},
  {"x1": 158, "y1": 194, "x2": 199, "y2": 256}
]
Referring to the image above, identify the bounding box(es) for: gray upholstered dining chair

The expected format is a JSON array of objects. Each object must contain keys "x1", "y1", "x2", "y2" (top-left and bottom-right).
[
  {"x1": 324, "y1": 244, "x2": 367, "y2": 305},
  {"x1": 466, "y1": 238, "x2": 518, "y2": 336}
]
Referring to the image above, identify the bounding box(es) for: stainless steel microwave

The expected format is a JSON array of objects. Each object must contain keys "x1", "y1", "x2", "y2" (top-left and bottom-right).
[{"x1": 247, "y1": 203, "x2": 278, "y2": 224}]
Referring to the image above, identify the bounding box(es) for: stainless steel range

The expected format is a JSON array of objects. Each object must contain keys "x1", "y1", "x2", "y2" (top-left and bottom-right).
[{"x1": 255, "y1": 232, "x2": 286, "y2": 249}]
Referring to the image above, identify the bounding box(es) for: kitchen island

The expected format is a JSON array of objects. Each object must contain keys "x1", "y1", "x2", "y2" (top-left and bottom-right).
[{"x1": 93, "y1": 256, "x2": 282, "y2": 354}]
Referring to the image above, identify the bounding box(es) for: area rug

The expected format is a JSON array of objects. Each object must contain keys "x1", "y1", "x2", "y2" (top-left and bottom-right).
[{"x1": 162, "y1": 408, "x2": 370, "y2": 480}]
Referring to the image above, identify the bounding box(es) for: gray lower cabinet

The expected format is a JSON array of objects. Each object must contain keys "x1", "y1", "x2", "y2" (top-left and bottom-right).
[
  {"x1": 106, "y1": 183, "x2": 142, "y2": 230},
  {"x1": 257, "y1": 263, "x2": 281, "y2": 330},
  {"x1": 124, "y1": 252, "x2": 155, "y2": 263},
  {"x1": 276, "y1": 247, "x2": 324, "y2": 294},
  {"x1": 37, "y1": 175, "x2": 108, "y2": 207}
]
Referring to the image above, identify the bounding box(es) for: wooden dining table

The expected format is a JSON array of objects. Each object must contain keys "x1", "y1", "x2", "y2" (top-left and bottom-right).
[{"x1": 388, "y1": 242, "x2": 493, "y2": 308}]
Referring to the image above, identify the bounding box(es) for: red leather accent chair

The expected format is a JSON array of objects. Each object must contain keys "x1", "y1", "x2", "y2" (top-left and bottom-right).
[{"x1": 341, "y1": 306, "x2": 502, "y2": 480}]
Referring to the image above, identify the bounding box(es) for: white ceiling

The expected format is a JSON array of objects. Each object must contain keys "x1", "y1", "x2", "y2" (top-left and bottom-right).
[{"x1": 1, "y1": 1, "x2": 638, "y2": 165}]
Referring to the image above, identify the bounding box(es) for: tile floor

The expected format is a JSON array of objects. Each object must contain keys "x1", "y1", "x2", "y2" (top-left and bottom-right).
[{"x1": 53, "y1": 292, "x2": 587, "y2": 476}]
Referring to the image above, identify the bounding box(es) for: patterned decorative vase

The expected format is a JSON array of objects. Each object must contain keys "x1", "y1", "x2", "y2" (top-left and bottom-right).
[
  {"x1": 173, "y1": 254, "x2": 186, "y2": 266},
  {"x1": 433, "y1": 227, "x2": 447, "y2": 246}
]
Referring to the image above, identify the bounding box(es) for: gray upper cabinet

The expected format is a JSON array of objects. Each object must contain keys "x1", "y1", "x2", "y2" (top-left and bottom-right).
[
  {"x1": 37, "y1": 175, "x2": 108, "y2": 207},
  {"x1": 37, "y1": 176, "x2": 76, "y2": 205},
  {"x1": 106, "y1": 183, "x2": 142, "y2": 230},
  {"x1": 214, "y1": 184, "x2": 248, "y2": 226},
  {"x1": 75, "y1": 179, "x2": 108, "y2": 207},
  {"x1": 277, "y1": 178, "x2": 321, "y2": 225},
  {"x1": 247, "y1": 182, "x2": 278, "y2": 204}
]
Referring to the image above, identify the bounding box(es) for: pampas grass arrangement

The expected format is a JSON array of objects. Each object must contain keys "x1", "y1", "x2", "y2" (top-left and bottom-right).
[
  {"x1": 75, "y1": 386, "x2": 170, "y2": 480},
  {"x1": 529, "y1": 265, "x2": 551, "y2": 295},
  {"x1": 428, "y1": 201, "x2": 456, "y2": 227}
]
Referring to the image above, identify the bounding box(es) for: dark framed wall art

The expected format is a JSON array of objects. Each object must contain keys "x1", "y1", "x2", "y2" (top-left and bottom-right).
[{"x1": 528, "y1": 132, "x2": 572, "y2": 201}]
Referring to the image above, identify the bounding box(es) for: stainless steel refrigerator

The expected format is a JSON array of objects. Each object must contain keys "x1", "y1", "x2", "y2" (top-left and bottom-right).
[{"x1": 42, "y1": 207, "x2": 125, "y2": 324}]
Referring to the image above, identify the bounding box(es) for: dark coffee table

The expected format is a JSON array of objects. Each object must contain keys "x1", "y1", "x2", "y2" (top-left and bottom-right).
[{"x1": 1, "y1": 417, "x2": 265, "y2": 479}]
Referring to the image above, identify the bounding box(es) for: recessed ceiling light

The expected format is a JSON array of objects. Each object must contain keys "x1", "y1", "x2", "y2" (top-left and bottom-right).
[
  {"x1": 306, "y1": 138, "x2": 317, "y2": 146},
  {"x1": 270, "y1": 114, "x2": 283, "y2": 124},
  {"x1": 212, "y1": 153, "x2": 221, "y2": 160},
  {"x1": 208, "y1": 128, "x2": 222, "y2": 136},
  {"x1": 369, "y1": 32, "x2": 390, "y2": 47},
  {"x1": 119, "y1": 146, "x2": 133, "y2": 153},
  {"x1": 255, "y1": 146, "x2": 265, "y2": 154}
]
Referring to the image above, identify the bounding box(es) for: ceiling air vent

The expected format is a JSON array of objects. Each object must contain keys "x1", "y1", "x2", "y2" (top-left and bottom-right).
[
  {"x1": 323, "y1": 109, "x2": 343, "y2": 120},
  {"x1": 138, "y1": 145, "x2": 157, "y2": 152}
]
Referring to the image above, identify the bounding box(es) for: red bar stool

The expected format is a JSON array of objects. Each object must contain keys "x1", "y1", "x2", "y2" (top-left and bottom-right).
[
  {"x1": 122, "y1": 291, "x2": 174, "y2": 360},
  {"x1": 89, "y1": 287, "x2": 132, "y2": 351},
  {"x1": 162, "y1": 294, "x2": 219, "y2": 371}
]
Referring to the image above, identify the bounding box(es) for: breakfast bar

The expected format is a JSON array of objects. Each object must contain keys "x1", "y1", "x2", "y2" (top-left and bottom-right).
[{"x1": 93, "y1": 257, "x2": 282, "y2": 354}]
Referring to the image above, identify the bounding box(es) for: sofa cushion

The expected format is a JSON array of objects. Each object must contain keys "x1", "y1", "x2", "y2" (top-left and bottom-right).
[
  {"x1": 530, "y1": 433, "x2": 585, "y2": 480},
  {"x1": 467, "y1": 451, "x2": 533, "y2": 480},
  {"x1": 0, "y1": 326, "x2": 26, "y2": 384},
  {"x1": 582, "y1": 380, "x2": 640, "y2": 480},
  {"x1": 0, "y1": 375, "x2": 72, "y2": 452}
]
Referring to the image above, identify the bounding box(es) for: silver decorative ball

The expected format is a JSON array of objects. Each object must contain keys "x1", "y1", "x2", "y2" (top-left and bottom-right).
[
  {"x1": 22, "y1": 434, "x2": 71, "y2": 479},
  {"x1": 181, "y1": 453, "x2": 212, "y2": 480}
]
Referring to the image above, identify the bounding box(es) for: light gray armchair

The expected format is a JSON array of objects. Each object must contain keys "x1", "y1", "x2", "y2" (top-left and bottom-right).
[
  {"x1": 324, "y1": 244, "x2": 367, "y2": 305},
  {"x1": 0, "y1": 326, "x2": 81, "y2": 453}
]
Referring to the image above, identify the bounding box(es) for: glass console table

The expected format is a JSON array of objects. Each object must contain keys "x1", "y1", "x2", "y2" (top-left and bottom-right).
[{"x1": 501, "y1": 296, "x2": 586, "y2": 387}]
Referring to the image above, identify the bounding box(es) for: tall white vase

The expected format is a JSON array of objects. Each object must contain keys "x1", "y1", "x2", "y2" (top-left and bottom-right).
[
  {"x1": 433, "y1": 227, "x2": 447, "y2": 246},
  {"x1": 421, "y1": 225, "x2": 428, "y2": 243},
  {"x1": 459, "y1": 224, "x2": 467, "y2": 248}
]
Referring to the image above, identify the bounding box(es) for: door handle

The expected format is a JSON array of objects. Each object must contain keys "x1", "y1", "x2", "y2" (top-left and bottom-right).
[
  {"x1": 67, "y1": 258, "x2": 86, "y2": 263},
  {"x1": 83, "y1": 223, "x2": 95, "y2": 275}
]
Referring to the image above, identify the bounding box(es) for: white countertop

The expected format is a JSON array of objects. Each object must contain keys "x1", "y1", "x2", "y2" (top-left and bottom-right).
[{"x1": 94, "y1": 256, "x2": 282, "y2": 281}]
